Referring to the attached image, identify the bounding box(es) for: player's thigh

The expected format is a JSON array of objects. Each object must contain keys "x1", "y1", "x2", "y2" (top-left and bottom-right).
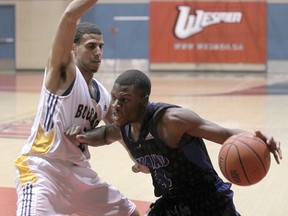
[{"x1": 16, "y1": 181, "x2": 72, "y2": 216}]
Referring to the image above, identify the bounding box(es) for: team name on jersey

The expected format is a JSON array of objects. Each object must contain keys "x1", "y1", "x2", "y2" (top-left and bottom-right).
[
  {"x1": 136, "y1": 154, "x2": 169, "y2": 169},
  {"x1": 75, "y1": 104, "x2": 100, "y2": 128},
  {"x1": 175, "y1": 6, "x2": 243, "y2": 39}
]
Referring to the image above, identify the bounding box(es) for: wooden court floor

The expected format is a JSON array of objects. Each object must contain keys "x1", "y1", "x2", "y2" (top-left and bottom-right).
[{"x1": 0, "y1": 70, "x2": 287, "y2": 215}]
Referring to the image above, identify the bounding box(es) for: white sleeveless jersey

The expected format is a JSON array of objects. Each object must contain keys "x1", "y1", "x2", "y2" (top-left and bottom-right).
[
  {"x1": 19, "y1": 67, "x2": 110, "y2": 167},
  {"x1": 14, "y1": 68, "x2": 136, "y2": 215}
]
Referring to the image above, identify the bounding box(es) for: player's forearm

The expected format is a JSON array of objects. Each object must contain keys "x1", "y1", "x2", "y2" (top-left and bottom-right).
[
  {"x1": 80, "y1": 125, "x2": 107, "y2": 147},
  {"x1": 78, "y1": 124, "x2": 121, "y2": 147},
  {"x1": 104, "y1": 124, "x2": 122, "y2": 144},
  {"x1": 47, "y1": 0, "x2": 99, "y2": 88}
]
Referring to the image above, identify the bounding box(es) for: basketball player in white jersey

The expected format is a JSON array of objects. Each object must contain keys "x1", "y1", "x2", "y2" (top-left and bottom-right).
[{"x1": 14, "y1": 0, "x2": 140, "y2": 215}]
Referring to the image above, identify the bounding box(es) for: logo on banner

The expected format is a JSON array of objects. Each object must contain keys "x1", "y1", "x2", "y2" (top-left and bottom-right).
[{"x1": 174, "y1": 6, "x2": 243, "y2": 39}]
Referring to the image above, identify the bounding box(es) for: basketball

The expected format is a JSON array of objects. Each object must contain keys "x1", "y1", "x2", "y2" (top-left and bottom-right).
[{"x1": 218, "y1": 132, "x2": 271, "y2": 186}]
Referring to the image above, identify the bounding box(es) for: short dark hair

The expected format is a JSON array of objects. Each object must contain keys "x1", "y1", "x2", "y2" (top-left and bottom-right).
[
  {"x1": 115, "y1": 69, "x2": 151, "y2": 97},
  {"x1": 74, "y1": 22, "x2": 102, "y2": 44}
]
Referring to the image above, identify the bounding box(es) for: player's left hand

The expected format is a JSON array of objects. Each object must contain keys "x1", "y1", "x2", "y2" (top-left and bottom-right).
[
  {"x1": 132, "y1": 163, "x2": 150, "y2": 174},
  {"x1": 255, "y1": 130, "x2": 282, "y2": 164}
]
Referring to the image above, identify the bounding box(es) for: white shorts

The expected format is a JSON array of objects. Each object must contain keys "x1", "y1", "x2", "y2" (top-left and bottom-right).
[{"x1": 15, "y1": 156, "x2": 136, "y2": 216}]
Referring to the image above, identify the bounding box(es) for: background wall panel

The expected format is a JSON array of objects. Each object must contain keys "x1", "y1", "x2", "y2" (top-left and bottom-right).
[
  {"x1": 0, "y1": 0, "x2": 287, "y2": 73},
  {"x1": 267, "y1": 4, "x2": 288, "y2": 60},
  {"x1": 82, "y1": 4, "x2": 149, "y2": 59}
]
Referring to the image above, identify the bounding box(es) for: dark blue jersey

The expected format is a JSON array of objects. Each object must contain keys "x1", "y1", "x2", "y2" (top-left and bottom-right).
[{"x1": 120, "y1": 102, "x2": 231, "y2": 198}]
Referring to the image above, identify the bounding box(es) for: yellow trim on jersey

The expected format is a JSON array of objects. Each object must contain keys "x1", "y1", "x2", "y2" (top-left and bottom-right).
[
  {"x1": 31, "y1": 125, "x2": 54, "y2": 154},
  {"x1": 14, "y1": 155, "x2": 37, "y2": 187},
  {"x1": 14, "y1": 125, "x2": 55, "y2": 187}
]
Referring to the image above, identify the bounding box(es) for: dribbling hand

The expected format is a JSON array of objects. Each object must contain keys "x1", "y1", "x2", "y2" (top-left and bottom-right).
[{"x1": 255, "y1": 130, "x2": 282, "y2": 164}]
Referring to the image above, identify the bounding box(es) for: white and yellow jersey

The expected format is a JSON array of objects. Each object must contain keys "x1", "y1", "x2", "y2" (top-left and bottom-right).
[
  {"x1": 14, "y1": 68, "x2": 136, "y2": 216},
  {"x1": 15, "y1": 66, "x2": 110, "y2": 168}
]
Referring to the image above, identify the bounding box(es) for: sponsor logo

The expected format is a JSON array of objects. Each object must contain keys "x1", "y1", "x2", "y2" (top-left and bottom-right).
[
  {"x1": 174, "y1": 6, "x2": 243, "y2": 39},
  {"x1": 145, "y1": 132, "x2": 154, "y2": 140}
]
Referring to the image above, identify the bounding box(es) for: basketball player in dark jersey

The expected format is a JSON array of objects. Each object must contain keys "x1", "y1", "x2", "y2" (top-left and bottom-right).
[{"x1": 70, "y1": 69, "x2": 282, "y2": 216}]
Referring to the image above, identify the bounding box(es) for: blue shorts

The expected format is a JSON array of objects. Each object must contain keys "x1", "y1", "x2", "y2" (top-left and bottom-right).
[{"x1": 146, "y1": 184, "x2": 240, "y2": 216}]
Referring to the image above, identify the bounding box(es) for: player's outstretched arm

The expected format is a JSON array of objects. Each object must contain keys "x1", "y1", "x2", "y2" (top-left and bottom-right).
[
  {"x1": 76, "y1": 124, "x2": 122, "y2": 147},
  {"x1": 161, "y1": 107, "x2": 244, "y2": 147},
  {"x1": 175, "y1": 108, "x2": 282, "y2": 164},
  {"x1": 46, "y1": 0, "x2": 99, "y2": 94}
]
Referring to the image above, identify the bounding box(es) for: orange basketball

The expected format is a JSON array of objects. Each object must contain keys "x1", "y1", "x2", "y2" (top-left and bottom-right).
[{"x1": 218, "y1": 132, "x2": 271, "y2": 186}]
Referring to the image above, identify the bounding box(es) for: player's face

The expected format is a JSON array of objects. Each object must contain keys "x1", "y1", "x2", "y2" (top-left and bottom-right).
[
  {"x1": 73, "y1": 33, "x2": 104, "y2": 73},
  {"x1": 110, "y1": 83, "x2": 147, "y2": 127}
]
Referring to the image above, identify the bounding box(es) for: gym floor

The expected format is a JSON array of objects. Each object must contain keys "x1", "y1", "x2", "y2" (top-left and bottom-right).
[{"x1": 0, "y1": 69, "x2": 287, "y2": 215}]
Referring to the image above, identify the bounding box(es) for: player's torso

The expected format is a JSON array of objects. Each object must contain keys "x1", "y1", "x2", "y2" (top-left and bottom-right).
[
  {"x1": 21, "y1": 68, "x2": 110, "y2": 165},
  {"x1": 122, "y1": 102, "x2": 218, "y2": 196}
]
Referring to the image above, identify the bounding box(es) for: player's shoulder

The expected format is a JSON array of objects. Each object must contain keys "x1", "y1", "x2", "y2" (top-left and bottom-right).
[
  {"x1": 161, "y1": 106, "x2": 195, "y2": 125},
  {"x1": 92, "y1": 78, "x2": 111, "y2": 104},
  {"x1": 93, "y1": 78, "x2": 108, "y2": 92}
]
